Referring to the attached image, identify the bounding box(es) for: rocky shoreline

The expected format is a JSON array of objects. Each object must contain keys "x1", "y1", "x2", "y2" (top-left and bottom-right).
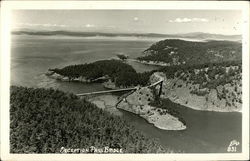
[
  {"x1": 131, "y1": 59, "x2": 170, "y2": 67},
  {"x1": 46, "y1": 70, "x2": 135, "y2": 90},
  {"x1": 116, "y1": 86, "x2": 186, "y2": 130},
  {"x1": 117, "y1": 102, "x2": 186, "y2": 131},
  {"x1": 46, "y1": 70, "x2": 109, "y2": 83}
]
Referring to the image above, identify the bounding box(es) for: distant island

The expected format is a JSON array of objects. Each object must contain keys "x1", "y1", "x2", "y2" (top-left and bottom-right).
[{"x1": 12, "y1": 30, "x2": 241, "y2": 41}]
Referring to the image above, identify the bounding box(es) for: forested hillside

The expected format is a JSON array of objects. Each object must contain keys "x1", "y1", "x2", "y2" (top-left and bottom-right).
[
  {"x1": 10, "y1": 86, "x2": 169, "y2": 153},
  {"x1": 137, "y1": 39, "x2": 241, "y2": 66},
  {"x1": 149, "y1": 61, "x2": 242, "y2": 112}
]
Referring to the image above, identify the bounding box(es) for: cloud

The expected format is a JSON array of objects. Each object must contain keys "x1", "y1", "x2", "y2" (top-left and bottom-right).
[
  {"x1": 169, "y1": 18, "x2": 209, "y2": 23},
  {"x1": 106, "y1": 25, "x2": 116, "y2": 29},
  {"x1": 47, "y1": 23, "x2": 65, "y2": 27},
  {"x1": 14, "y1": 23, "x2": 66, "y2": 27},
  {"x1": 85, "y1": 24, "x2": 95, "y2": 28},
  {"x1": 133, "y1": 17, "x2": 139, "y2": 21}
]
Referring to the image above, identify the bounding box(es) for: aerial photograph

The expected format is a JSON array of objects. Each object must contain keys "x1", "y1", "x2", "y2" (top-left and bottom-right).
[{"x1": 9, "y1": 10, "x2": 242, "y2": 154}]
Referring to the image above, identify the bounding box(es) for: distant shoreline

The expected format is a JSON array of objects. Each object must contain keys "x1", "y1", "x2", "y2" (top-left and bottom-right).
[{"x1": 12, "y1": 30, "x2": 241, "y2": 42}]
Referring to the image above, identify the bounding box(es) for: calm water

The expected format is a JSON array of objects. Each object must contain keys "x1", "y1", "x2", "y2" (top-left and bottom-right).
[
  {"x1": 11, "y1": 35, "x2": 159, "y2": 93},
  {"x1": 11, "y1": 35, "x2": 242, "y2": 153}
]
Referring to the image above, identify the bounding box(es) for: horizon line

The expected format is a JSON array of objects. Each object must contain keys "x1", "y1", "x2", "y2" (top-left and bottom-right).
[{"x1": 11, "y1": 29, "x2": 242, "y2": 37}]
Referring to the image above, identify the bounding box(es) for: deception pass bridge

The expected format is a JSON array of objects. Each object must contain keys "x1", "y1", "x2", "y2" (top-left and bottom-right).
[
  {"x1": 76, "y1": 79, "x2": 163, "y2": 107},
  {"x1": 76, "y1": 79, "x2": 164, "y2": 97},
  {"x1": 76, "y1": 72, "x2": 186, "y2": 107}
]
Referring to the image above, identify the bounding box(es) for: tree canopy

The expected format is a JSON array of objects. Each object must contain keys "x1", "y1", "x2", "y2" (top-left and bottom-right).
[
  {"x1": 51, "y1": 60, "x2": 151, "y2": 87},
  {"x1": 10, "y1": 86, "x2": 169, "y2": 153},
  {"x1": 137, "y1": 39, "x2": 241, "y2": 66}
]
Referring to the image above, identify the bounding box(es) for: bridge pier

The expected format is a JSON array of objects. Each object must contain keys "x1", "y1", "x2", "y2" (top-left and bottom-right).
[{"x1": 158, "y1": 81, "x2": 163, "y2": 97}]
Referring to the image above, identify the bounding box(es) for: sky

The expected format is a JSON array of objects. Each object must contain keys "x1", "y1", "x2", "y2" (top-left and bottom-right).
[{"x1": 11, "y1": 10, "x2": 242, "y2": 35}]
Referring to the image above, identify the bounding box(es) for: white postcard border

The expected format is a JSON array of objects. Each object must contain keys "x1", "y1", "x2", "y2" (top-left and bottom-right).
[{"x1": 1, "y1": 1, "x2": 249, "y2": 161}]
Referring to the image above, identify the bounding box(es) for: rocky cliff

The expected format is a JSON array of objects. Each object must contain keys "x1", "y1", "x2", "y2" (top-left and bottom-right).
[{"x1": 150, "y1": 70, "x2": 242, "y2": 112}]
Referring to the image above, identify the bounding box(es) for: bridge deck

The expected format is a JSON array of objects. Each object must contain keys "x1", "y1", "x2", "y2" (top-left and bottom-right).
[
  {"x1": 76, "y1": 87, "x2": 137, "y2": 96},
  {"x1": 76, "y1": 80, "x2": 163, "y2": 96}
]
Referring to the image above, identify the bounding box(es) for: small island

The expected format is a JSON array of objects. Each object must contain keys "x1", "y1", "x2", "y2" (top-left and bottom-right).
[{"x1": 46, "y1": 59, "x2": 151, "y2": 88}]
